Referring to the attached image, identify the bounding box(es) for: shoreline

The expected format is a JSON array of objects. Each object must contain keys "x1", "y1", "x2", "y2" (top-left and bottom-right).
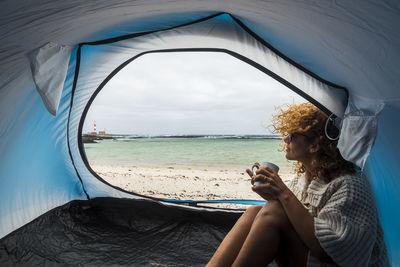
[{"x1": 90, "y1": 163, "x2": 296, "y2": 209}]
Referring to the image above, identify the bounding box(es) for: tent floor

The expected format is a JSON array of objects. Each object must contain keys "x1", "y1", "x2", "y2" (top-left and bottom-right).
[{"x1": 0, "y1": 197, "x2": 241, "y2": 266}]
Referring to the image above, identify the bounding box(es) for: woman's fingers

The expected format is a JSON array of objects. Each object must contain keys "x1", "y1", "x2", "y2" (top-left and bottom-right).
[
  {"x1": 246, "y1": 164, "x2": 282, "y2": 201},
  {"x1": 251, "y1": 184, "x2": 277, "y2": 201},
  {"x1": 253, "y1": 174, "x2": 268, "y2": 184},
  {"x1": 256, "y1": 167, "x2": 282, "y2": 182},
  {"x1": 246, "y1": 169, "x2": 265, "y2": 185},
  {"x1": 255, "y1": 166, "x2": 274, "y2": 175},
  {"x1": 245, "y1": 168, "x2": 253, "y2": 178},
  {"x1": 253, "y1": 176, "x2": 280, "y2": 193}
]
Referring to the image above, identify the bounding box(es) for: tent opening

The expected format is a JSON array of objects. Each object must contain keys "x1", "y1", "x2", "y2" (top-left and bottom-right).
[
  {"x1": 67, "y1": 12, "x2": 348, "y2": 206},
  {"x1": 81, "y1": 51, "x2": 308, "y2": 208}
]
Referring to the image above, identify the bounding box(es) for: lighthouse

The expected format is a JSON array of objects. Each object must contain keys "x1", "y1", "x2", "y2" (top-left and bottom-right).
[{"x1": 88, "y1": 121, "x2": 97, "y2": 135}]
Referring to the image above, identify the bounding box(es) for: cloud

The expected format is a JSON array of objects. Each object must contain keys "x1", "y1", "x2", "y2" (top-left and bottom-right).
[{"x1": 84, "y1": 52, "x2": 306, "y2": 135}]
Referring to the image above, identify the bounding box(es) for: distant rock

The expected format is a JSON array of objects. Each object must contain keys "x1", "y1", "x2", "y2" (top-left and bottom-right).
[
  {"x1": 82, "y1": 134, "x2": 116, "y2": 143},
  {"x1": 82, "y1": 135, "x2": 100, "y2": 143}
]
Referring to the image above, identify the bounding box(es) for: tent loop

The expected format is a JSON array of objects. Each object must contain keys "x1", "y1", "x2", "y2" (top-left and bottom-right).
[
  {"x1": 325, "y1": 108, "x2": 364, "y2": 142},
  {"x1": 325, "y1": 113, "x2": 340, "y2": 141}
]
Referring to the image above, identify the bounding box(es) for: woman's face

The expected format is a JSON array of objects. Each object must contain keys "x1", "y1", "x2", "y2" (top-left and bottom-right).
[{"x1": 283, "y1": 133, "x2": 314, "y2": 163}]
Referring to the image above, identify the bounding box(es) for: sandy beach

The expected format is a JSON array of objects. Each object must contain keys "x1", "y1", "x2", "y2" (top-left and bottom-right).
[{"x1": 91, "y1": 164, "x2": 295, "y2": 209}]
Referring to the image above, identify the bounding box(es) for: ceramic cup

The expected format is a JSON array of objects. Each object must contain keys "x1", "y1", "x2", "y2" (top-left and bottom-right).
[{"x1": 252, "y1": 162, "x2": 279, "y2": 185}]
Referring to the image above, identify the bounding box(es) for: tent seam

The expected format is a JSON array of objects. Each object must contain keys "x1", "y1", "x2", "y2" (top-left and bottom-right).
[{"x1": 66, "y1": 44, "x2": 90, "y2": 200}]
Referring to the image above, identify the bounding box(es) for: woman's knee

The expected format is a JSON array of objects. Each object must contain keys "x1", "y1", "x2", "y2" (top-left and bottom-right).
[
  {"x1": 238, "y1": 205, "x2": 262, "y2": 224},
  {"x1": 245, "y1": 205, "x2": 263, "y2": 216},
  {"x1": 255, "y1": 201, "x2": 289, "y2": 227}
]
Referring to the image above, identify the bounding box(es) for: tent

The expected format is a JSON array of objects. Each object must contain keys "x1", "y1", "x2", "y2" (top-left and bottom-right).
[{"x1": 1, "y1": 1, "x2": 399, "y2": 265}]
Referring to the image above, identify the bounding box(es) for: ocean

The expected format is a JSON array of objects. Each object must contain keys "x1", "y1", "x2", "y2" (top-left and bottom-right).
[{"x1": 84, "y1": 135, "x2": 294, "y2": 172}]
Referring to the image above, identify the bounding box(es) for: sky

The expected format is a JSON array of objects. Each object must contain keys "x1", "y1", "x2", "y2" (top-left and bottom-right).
[{"x1": 83, "y1": 52, "x2": 306, "y2": 135}]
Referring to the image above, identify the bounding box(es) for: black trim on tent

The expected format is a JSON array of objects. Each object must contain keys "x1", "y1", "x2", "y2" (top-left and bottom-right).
[
  {"x1": 68, "y1": 12, "x2": 349, "y2": 202},
  {"x1": 67, "y1": 45, "x2": 90, "y2": 200},
  {"x1": 76, "y1": 48, "x2": 333, "y2": 200},
  {"x1": 229, "y1": 14, "x2": 349, "y2": 97},
  {"x1": 81, "y1": 12, "x2": 225, "y2": 46},
  {"x1": 79, "y1": 12, "x2": 348, "y2": 101}
]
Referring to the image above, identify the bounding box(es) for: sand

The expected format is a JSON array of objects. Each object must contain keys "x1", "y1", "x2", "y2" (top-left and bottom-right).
[{"x1": 91, "y1": 164, "x2": 295, "y2": 209}]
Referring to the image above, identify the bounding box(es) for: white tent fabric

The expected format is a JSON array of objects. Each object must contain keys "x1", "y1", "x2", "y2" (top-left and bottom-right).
[
  {"x1": 1, "y1": 0, "x2": 399, "y2": 265},
  {"x1": 29, "y1": 42, "x2": 73, "y2": 115}
]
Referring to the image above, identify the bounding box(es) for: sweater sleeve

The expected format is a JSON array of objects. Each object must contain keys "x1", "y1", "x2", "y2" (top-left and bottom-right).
[{"x1": 311, "y1": 175, "x2": 378, "y2": 266}]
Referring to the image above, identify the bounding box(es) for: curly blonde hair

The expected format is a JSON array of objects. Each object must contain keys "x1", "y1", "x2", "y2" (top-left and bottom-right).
[{"x1": 271, "y1": 102, "x2": 354, "y2": 181}]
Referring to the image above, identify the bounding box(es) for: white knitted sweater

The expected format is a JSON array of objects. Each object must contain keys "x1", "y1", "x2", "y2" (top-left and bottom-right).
[{"x1": 289, "y1": 172, "x2": 389, "y2": 267}]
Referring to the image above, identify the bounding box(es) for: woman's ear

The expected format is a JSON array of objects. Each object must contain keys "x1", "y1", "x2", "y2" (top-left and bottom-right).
[{"x1": 309, "y1": 142, "x2": 320, "y2": 153}]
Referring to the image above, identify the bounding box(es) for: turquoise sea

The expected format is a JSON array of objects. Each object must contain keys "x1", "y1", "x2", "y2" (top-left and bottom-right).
[{"x1": 84, "y1": 135, "x2": 293, "y2": 172}]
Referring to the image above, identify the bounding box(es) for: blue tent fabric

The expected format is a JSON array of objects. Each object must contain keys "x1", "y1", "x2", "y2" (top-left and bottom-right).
[
  {"x1": 1, "y1": 1, "x2": 399, "y2": 265},
  {"x1": 365, "y1": 102, "x2": 400, "y2": 263}
]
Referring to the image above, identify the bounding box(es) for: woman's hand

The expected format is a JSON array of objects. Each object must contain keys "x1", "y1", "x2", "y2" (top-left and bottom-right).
[{"x1": 245, "y1": 166, "x2": 289, "y2": 201}]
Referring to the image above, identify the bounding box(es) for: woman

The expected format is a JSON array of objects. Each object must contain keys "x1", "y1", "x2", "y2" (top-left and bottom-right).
[{"x1": 207, "y1": 103, "x2": 388, "y2": 267}]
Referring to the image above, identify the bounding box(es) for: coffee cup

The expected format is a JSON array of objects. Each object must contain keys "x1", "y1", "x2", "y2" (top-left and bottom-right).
[{"x1": 252, "y1": 162, "x2": 279, "y2": 185}]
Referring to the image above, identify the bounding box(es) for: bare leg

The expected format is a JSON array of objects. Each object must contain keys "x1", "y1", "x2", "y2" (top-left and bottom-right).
[
  {"x1": 232, "y1": 200, "x2": 308, "y2": 267},
  {"x1": 206, "y1": 205, "x2": 262, "y2": 267}
]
